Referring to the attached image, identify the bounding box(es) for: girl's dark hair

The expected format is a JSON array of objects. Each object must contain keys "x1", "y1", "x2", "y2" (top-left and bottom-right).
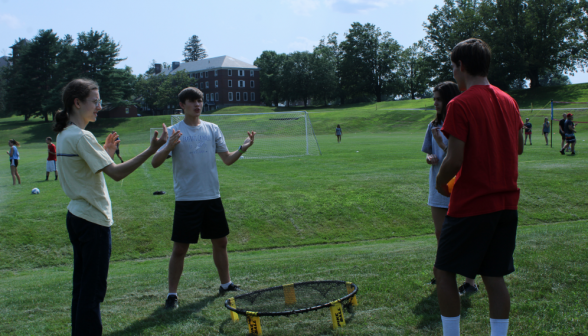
[
  {"x1": 337, "y1": 124, "x2": 341, "y2": 128},
  {"x1": 9, "y1": 139, "x2": 20, "y2": 147},
  {"x1": 432, "y1": 82, "x2": 461, "y2": 126},
  {"x1": 53, "y1": 78, "x2": 99, "y2": 133}
]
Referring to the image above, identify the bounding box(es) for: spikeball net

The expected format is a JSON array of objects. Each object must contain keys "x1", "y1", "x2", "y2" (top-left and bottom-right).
[{"x1": 224, "y1": 280, "x2": 358, "y2": 335}]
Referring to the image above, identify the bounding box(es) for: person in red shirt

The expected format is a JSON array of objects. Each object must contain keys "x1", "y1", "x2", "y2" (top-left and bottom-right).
[
  {"x1": 434, "y1": 39, "x2": 524, "y2": 336},
  {"x1": 46, "y1": 136, "x2": 58, "y2": 181}
]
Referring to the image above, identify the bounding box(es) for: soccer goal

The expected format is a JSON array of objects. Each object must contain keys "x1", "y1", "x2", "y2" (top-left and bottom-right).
[
  {"x1": 160, "y1": 111, "x2": 321, "y2": 159},
  {"x1": 550, "y1": 100, "x2": 588, "y2": 148}
]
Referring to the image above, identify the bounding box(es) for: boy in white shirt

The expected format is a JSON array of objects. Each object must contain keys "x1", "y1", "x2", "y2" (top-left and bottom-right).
[{"x1": 151, "y1": 87, "x2": 255, "y2": 309}]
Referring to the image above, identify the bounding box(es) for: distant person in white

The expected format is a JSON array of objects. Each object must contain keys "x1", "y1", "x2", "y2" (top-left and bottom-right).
[{"x1": 151, "y1": 87, "x2": 256, "y2": 309}]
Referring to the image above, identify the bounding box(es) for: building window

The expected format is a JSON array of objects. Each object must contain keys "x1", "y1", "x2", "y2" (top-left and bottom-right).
[
  {"x1": 251, "y1": 92, "x2": 255, "y2": 101},
  {"x1": 228, "y1": 92, "x2": 233, "y2": 101},
  {"x1": 228, "y1": 80, "x2": 232, "y2": 87},
  {"x1": 238, "y1": 80, "x2": 245, "y2": 88},
  {"x1": 214, "y1": 70, "x2": 218, "y2": 76},
  {"x1": 205, "y1": 82, "x2": 209, "y2": 88},
  {"x1": 228, "y1": 70, "x2": 232, "y2": 76},
  {"x1": 200, "y1": 83, "x2": 204, "y2": 89},
  {"x1": 238, "y1": 70, "x2": 244, "y2": 76},
  {"x1": 236, "y1": 92, "x2": 241, "y2": 101},
  {"x1": 215, "y1": 80, "x2": 218, "y2": 88},
  {"x1": 250, "y1": 70, "x2": 254, "y2": 77},
  {"x1": 206, "y1": 93, "x2": 210, "y2": 101},
  {"x1": 250, "y1": 80, "x2": 255, "y2": 88},
  {"x1": 243, "y1": 92, "x2": 248, "y2": 101},
  {"x1": 205, "y1": 72, "x2": 208, "y2": 78},
  {"x1": 215, "y1": 92, "x2": 219, "y2": 101},
  {"x1": 200, "y1": 72, "x2": 204, "y2": 78}
]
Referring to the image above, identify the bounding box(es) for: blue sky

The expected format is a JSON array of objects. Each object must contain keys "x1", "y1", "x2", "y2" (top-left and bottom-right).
[{"x1": 1, "y1": 0, "x2": 587, "y2": 84}]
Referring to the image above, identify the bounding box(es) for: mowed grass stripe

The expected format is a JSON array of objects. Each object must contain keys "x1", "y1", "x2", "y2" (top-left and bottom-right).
[{"x1": 0, "y1": 221, "x2": 586, "y2": 335}]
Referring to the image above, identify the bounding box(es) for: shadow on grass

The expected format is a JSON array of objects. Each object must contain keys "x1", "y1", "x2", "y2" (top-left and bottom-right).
[
  {"x1": 106, "y1": 295, "x2": 218, "y2": 336},
  {"x1": 412, "y1": 288, "x2": 473, "y2": 330}
]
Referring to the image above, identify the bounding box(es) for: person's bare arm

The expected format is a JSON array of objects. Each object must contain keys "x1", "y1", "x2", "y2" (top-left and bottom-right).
[
  {"x1": 436, "y1": 136, "x2": 465, "y2": 197},
  {"x1": 151, "y1": 128, "x2": 182, "y2": 168},
  {"x1": 101, "y1": 125, "x2": 168, "y2": 181},
  {"x1": 217, "y1": 131, "x2": 256, "y2": 166}
]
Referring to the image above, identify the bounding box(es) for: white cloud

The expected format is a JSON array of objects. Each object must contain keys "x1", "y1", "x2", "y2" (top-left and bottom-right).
[
  {"x1": 287, "y1": 37, "x2": 317, "y2": 52},
  {"x1": 325, "y1": 0, "x2": 408, "y2": 14},
  {"x1": 0, "y1": 14, "x2": 20, "y2": 29},
  {"x1": 282, "y1": 0, "x2": 322, "y2": 16}
]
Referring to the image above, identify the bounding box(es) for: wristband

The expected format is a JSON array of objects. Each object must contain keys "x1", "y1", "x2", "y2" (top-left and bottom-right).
[{"x1": 238, "y1": 145, "x2": 246, "y2": 154}]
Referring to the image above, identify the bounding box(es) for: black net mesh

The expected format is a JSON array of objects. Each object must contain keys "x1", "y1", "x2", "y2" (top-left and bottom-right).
[{"x1": 227, "y1": 281, "x2": 357, "y2": 316}]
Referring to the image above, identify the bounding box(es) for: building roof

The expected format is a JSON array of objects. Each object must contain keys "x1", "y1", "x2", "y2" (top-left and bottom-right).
[{"x1": 164, "y1": 55, "x2": 258, "y2": 75}]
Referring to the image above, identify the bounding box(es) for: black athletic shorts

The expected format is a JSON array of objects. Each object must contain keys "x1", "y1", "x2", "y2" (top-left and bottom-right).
[
  {"x1": 172, "y1": 198, "x2": 229, "y2": 244},
  {"x1": 115, "y1": 149, "x2": 120, "y2": 155},
  {"x1": 434, "y1": 210, "x2": 517, "y2": 279},
  {"x1": 560, "y1": 131, "x2": 566, "y2": 140},
  {"x1": 10, "y1": 159, "x2": 18, "y2": 167}
]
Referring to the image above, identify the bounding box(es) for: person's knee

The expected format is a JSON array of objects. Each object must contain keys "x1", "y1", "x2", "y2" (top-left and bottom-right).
[
  {"x1": 172, "y1": 244, "x2": 189, "y2": 258},
  {"x1": 212, "y1": 237, "x2": 228, "y2": 250}
]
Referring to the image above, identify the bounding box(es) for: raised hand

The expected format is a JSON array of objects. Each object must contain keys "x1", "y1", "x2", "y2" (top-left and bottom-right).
[
  {"x1": 431, "y1": 128, "x2": 445, "y2": 149},
  {"x1": 151, "y1": 123, "x2": 170, "y2": 151},
  {"x1": 104, "y1": 132, "x2": 120, "y2": 159},
  {"x1": 165, "y1": 128, "x2": 182, "y2": 151},
  {"x1": 242, "y1": 131, "x2": 256, "y2": 151}
]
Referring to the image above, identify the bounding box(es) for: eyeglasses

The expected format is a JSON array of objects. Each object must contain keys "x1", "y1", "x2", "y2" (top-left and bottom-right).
[{"x1": 92, "y1": 99, "x2": 103, "y2": 107}]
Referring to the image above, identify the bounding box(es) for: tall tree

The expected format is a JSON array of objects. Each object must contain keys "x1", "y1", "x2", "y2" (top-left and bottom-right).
[
  {"x1": 155, "y1": 71, "x2": 198, "y2": 112},
  {"x1": 399, "y1": 40, "x2": 434, "y2": 99},
  {"x1": 0, "y1": 67, "x2": 8, "y2": 117},
  {"x1": 183, "y1": 35, "x2": 208, "y2": 62},
  {"x1": 311, "y1": 41, "x2": 338, "y2": 105},
  {"x1": 254, "y1": 51, "x2": 286, "y2": 107},
  {"x1": 340, "y1": 22, "x2": 403, "y2": 102}
]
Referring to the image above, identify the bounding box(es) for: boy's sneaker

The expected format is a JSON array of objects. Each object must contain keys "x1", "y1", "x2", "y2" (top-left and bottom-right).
[
  {"x1": 165, "y1": 295, "x2": 179, "y2": 309},
  {"x1": 560, "y1": 149, "x2": 565, "y2": 155},
  {"x1": 571, "y1": 151, "x2": 576, "y2": 156},
  {"x1": 458, "y1": 282, "x2": 479, "y2": 296},
  {"x1": 219, "y1": 283, "x2": 241, "y2": 295}
]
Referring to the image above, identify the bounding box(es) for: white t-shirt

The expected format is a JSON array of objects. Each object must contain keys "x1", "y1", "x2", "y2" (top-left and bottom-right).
[
  {"x1": 163, "y1": 120, "x2": 229, "y2": 201},
  {"x1": 56, "y1": 124, "x2": 114, "y2": 227}
]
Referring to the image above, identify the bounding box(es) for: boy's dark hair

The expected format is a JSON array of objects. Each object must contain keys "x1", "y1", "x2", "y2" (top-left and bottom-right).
[
  {"x1": 46, "y1": 137, "x2": 53, "y2": 141},
  {"x1": 432, "y1": 81, "x2": 461, "y2": 126},
  {"x1": 178, "y1": 87, "x2": 203, "y2": 104},
  {"x1": 450, "y1": 38, "x2": 491, "y2": 77}
]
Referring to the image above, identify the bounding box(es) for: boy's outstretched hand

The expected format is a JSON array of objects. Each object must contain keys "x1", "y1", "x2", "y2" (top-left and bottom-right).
[
  {"x1": 104, "y1": 132, "x2": 121, "y2": 159},
  {"x1": 150, "y1": 123, "x2": 171, "y2": 151},
  {"x1": 242, "y1": 131, "x2": 256, "y2": 151}
]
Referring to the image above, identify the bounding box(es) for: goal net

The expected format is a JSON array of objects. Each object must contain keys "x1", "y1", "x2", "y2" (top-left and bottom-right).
[{"x1": 153, "y1": 111, "x2": 321, "y2": 159}]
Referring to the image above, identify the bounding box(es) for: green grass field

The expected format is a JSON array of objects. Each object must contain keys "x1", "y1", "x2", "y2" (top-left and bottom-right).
[{"x1": 1, "y1": 85, "x2": 588, "y2": 335}]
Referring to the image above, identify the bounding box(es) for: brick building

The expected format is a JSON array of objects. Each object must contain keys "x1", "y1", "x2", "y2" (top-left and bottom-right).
[{"x1": 156, "y1": 56, "x2": 260, "y2": 112}]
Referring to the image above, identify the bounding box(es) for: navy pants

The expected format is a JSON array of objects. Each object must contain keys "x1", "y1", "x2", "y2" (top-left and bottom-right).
[{"x1": 66, "y1": 212, "x2": 111, "y2": 336}]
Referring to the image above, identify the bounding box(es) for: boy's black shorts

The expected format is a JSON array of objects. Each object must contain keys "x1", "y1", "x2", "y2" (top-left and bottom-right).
[
  {"x1": 172, "y1": 198, "x2": 229, "y2": 244},
  {"x1": 434, "y1": 210, "x2": 517, "y2": 279}
]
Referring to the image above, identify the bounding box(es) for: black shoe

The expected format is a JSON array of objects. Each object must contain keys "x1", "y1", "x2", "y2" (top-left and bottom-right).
[
  {"x1": 458, "y1": 282, "x2": 479, "y2": 296},
  {"x1": 430, "y1": 278, "x2": 436, "y2": 285},
  {"x1": 571, "y1": 152, "x2": 576, "y2": 156},
  {"x1": 560, "y1": 149, "x2": 565, "y2": 155},
  {"x1": 45, "y1": 178, "x2": 48, "y2": 181},
  {"x1": 165, "y1": 295, "x2": 179, "y2": 309},
  {"x1": 219, "y1": 283, "x2": 241, "y2": 295}
]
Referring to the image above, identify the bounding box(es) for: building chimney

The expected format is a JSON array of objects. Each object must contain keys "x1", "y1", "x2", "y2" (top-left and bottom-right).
[
  {"x1": 172, "y1": 61, "x2": 180, "y2": 70},
  {"x1": 154, "y1": 63, "x2": 162, "y2": 74}
]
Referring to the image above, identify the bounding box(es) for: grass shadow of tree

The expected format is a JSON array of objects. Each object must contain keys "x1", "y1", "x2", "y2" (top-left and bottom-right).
[
  {"x1": 412, "y1": 287, "x2": 473, "y2": 331},
  {"x1": 106, "y1": 295, "x2": 218, "y2": 336}
]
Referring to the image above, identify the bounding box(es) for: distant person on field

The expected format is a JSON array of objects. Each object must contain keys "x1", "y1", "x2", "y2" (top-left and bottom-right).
[
  {"x1": 560, "y1": 113, "x2": 577, "y2": 156},
  {"x1": 111, "y1": 131, "x2": 124, "y2": 163},
  {"x1": 559, "y1": 113, "x2": 569, "y2": 151},
  {"x1": 422, "y1": 81, "x2": 478, "y2": 295},
  {"x1": 336, "y1": 124, "x2": 342, "y2": 143},
  {"x1": 435, "y1": 38, "x2": 524, "y2": 336},
  {"x1": 151, "y1": 87, "x2": 256, "y2": 310},
  {"x1": 524, "y1": 118, "x2": 532, "y2": 145},
  {"x1": 55, "y1": 78, "x2": 168, "y2": 336},
  {"x1": 46, "y1": 137, "x2": 58, "y2": 180},
  {"x1": 542, "y1": 117, "x2": 550, "y2": 146},
  {"x1": 7, "y1": 139, "x2": 21, "y2": 185}
]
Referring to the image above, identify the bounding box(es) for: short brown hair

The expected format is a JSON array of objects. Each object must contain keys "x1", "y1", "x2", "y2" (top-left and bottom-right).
[
  {"x1": 451, "y1": 38, "x2": 491, "y2": 77},
  {"x1": 46, "y1": 136, "x2": 53, "y2": 142},
  {"x1": 178, "y1": 87, "x2": 203, "y2": 104}
]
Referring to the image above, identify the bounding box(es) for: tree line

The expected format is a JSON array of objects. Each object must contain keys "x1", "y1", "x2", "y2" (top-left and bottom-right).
[{"x1": 255, "y1": 0, "x2": 587, "y2": 106}]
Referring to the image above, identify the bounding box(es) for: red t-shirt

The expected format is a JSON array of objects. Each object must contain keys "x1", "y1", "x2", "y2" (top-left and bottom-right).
[
  {"x1": 48, "y1": 143, "x2": 56, "y2": 161},
  {"x1": 441, "y1": 85, "x2": 523, "y2": 217}
]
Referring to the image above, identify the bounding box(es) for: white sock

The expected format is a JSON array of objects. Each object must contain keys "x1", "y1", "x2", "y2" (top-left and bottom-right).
[
  {"x1": 490, "y1": 318, "x2": 509, "y2": 336},
  {"x1": 221, "y1": 281, "x2": 233, "y2": 290},
  {"x1": 167, "y1": 293, "x2": 177, "y2": 298},
  {"x1": 441, "y1": 315, "x2": 460, "y2": 336}
]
